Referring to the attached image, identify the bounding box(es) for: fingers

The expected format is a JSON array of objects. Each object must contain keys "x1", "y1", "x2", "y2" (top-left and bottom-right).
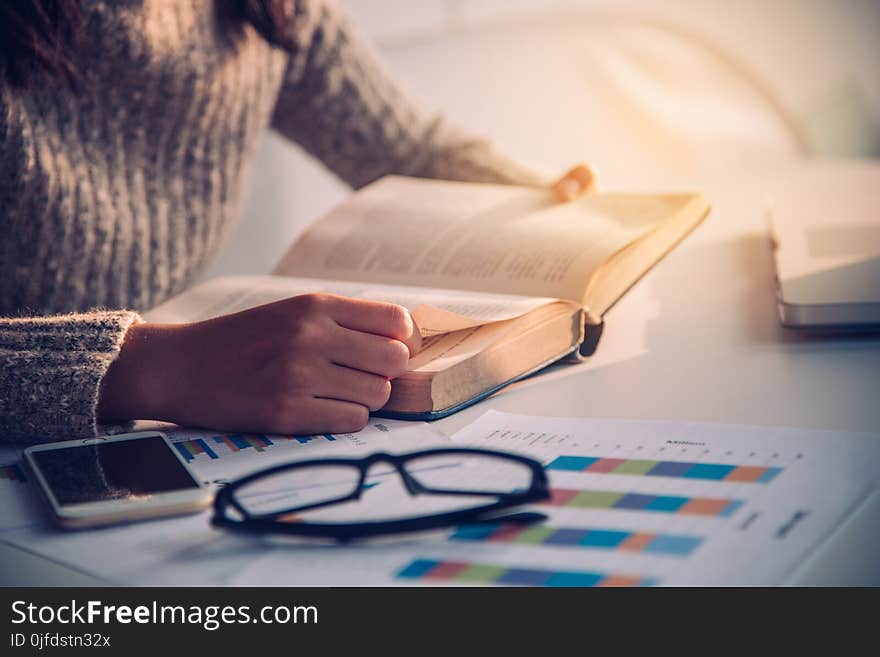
[
  {"x1": 401, "y1": 315, "x2": 422, "y2": 356},
  {"x1": 323, "y1": 295, "x2": 417, "y2": 345},
  {"x1": 330, "y1": 326, "x2": 412, "y2": 378},
  {"x1": 291, "y1": 398, "x2": 371, "y2": 435},
  {"x1": 552, "y1": 164, "x2": 598, "y2": 202},
  {"x1": 315, "y1": 364, "x2": 391, "y2": 412}
]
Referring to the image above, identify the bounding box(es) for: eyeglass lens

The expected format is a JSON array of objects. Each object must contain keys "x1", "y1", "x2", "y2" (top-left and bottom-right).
[{"x1": 228, "y1": 452, "x2": 536, "y2": 523}]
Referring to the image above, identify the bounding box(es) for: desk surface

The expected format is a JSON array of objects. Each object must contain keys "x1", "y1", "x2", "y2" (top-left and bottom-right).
[
  {"x1": 3, "y1": 18, "x2": 878, "y2": 586},
  {"x1": 5, "y1": 173, "x2": 878, "y2": 586}
]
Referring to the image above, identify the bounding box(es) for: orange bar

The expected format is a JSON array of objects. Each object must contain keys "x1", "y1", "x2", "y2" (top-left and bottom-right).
[
  {"x1": 725, "y1": 466, "x2": 767, "y2": 482},
  {"x1": 277, "y1": 513, "x2": 303, "y2": 523},
  {"x1": 678, "y1": 498, "x2": 731, "y2": 516},
  {"x1": 619, "y1": 532, "x2": 656, "y2": 551},
  {"x1": 598, "y1": 575, "x2": 643, "y2": 587}
]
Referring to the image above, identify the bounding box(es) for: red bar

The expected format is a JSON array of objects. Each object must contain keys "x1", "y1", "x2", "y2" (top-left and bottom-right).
[
  {"x1": 585, "y1": 458, "x2": 627, "y2": 473},
  {"x1": 424, "y1": 561, "x2": 469, "y2": 580},
  {"x1": 488, "y1": 525, "x2": 528, "y2": 542},
  {"x1": 544, "y1": 489, "x2": 579, "y2": 506}
]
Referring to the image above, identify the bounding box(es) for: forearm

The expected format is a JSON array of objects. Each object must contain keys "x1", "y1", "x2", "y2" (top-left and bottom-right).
[
  {"x1": 96, "y1": 322, "x2": 179, "y2": 424},
  {"x1": 270, "y1": 0, "x2": 546, "y2": 188},
  {"x1": 0, "y1": 310, "x2": 142, "y2": 443}
]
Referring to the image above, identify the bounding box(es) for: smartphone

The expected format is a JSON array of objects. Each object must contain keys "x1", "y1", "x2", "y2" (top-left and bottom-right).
[{"x1": 23, "y1": 431, "x2": 211, "y2": 529}]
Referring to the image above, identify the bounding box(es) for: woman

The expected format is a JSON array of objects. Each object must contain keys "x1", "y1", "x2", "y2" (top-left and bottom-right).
[{"x1": 0, "y1": 0, "x2": 593, "y2": 443}]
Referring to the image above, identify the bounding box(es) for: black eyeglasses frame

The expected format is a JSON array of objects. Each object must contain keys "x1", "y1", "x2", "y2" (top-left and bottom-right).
[{"x1": 211, "y1": 447, "x2": 550, "y2": 542}]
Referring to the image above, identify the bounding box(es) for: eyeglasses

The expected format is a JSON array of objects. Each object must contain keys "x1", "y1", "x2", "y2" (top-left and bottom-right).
[{"x1": 211, "y1": 447, "x2": 550, "y2": 541}]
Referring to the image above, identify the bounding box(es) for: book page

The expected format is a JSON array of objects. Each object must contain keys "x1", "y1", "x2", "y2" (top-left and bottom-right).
[
  {"x1": 144, "y1": 275, "x2": 563, "y2": 336},
  {"x1": 274, "y1": 177, "x2": 684, "y2": 303}
]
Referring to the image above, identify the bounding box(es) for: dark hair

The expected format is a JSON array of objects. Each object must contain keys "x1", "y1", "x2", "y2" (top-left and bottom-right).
[{"x1": 0, "y1": 0, "x2": 294, "y2": 87}]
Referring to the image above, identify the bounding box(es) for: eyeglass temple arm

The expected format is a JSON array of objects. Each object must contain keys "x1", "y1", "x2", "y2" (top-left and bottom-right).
[{"x1": 462, "y1": 510, "x2": 548, "y2": 526}]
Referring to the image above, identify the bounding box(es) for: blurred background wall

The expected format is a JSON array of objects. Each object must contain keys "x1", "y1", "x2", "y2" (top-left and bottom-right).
[{"x1": 204, "y1": 0, "x2": 880, "y2": 278}]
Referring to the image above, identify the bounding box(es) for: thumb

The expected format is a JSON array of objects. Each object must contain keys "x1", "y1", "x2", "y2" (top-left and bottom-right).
[{"x1": 552, "y1": 164, "x2": 598, "y2": 202}]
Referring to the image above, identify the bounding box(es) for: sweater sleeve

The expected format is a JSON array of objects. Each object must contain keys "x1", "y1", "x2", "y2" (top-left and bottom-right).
[
  {"x1": 269, "y1": 0, "x2": 548, "y2": 189},
  {"x1": 0, "y1": 310, "x2": 142, "y2": 444}
]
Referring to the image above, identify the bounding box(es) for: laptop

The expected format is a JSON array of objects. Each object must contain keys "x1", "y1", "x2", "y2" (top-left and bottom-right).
[{"x1": 770, "y1": 159, "x2": 880, "y2": 332}]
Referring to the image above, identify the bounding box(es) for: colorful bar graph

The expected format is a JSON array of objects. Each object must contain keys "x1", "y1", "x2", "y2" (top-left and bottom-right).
[
  {"x1": 545, "y1": 488, "x2": 743, "y2": 517},
  {"x1": 218, "y1": 433, "x2": 274, "y2": 453},
  {"x1": 450, "y1": 523, "x2": 702, "y2": 556},
  {"x1": 397, "y1": 559, "x2": 657, "y2": 587},
  {"x1": 175, "y1": 437, "x2": 219, "y2": 463},
  {"x1": 174, "y1": 432, "x2": 337, "y2": 462},
  {"x1": 0, "y1": 463, "x2": 26, "y2": 483},
  {"x1": 294, "y1": 434, "x2": 337, "y2": 445},
  {"x1": 547, "y1": 455, "x2": 782, "y2": 483}
]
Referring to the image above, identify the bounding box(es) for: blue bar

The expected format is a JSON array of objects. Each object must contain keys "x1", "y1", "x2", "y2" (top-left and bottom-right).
[
  {"x1": 451, "y1": 524, "x2": 498, "y2": 541},
  {"x1": 647, "y1": 461, "x2": 696, "y2": 477},
  {"x1": 545, "y1": 528, "x2": 589, "y2": 546},
  {"x1": 646, "y1": 495, "x2": 689, "y2": 512},
  {"x1": 196, "y1": 438, "x2": 218, "y2": 460},
  {"x1": 294, "y1": 436, "x2": 312, "y2": 444},
  {"x1": 684, "y1": 463, "x2": 736, "y2": 480},
  {"x1": 758, "y1": 467, "x2": 783, "y2": 483},
  {"x1": 546, "y1": 571, "x2": 604, "y2": 587},
  {"x1": 643, "y1": 535, "x2": 703, "y2": 556},
  {"x1": 546, "y1": 456, "x2": 599, "y2": 471},
  {"x1": 397, "y1": 559, "x2": 438, "y2": 578},
  {"x1": 259, "y1": 434, "x2": 274, "y2": 446},
  {"x1": 175, "y1": 444, "x2": 193, "y2": 463},
  {"x1": 323, "y1": 434, "x2": 337, "y2": 442},
  {"x1": 229, "y1": 434, "x2": 250, "y2": 450},
  {"x1": 614, "y1": 493, "x2": 655, "y2": 510},
  {"x1": 719, "y1": 500, "x2": 744, "y2": 517},
  {"x1": 497, "y1": 568, "x2": 551, "y2": 586},
  {"x1": 580, "y1": 530, "x2": 630, "y2": 548},
  {"x1": 10, "y1": 463, "x2": 26, "y2": 482}
]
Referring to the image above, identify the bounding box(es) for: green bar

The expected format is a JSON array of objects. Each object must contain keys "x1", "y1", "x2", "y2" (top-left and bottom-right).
[
  {"x1": 246, "y1": 436, "x2": 266, "y2": 452},
  {"x1": 456, "y1": 564, "x2": 506, "y2": 583},
  {"x1": 569, "y1": 490, "x2": 624, "y2": 508},
  {"x1": 613, "y1": 459, "x2": 658, "y2": 475},
  {"x1": 513, "y1": 526, "x2": 556, "y2": 544},
  {"x1": 183, "y1": 441, "x2": 199, "y2": 456}
]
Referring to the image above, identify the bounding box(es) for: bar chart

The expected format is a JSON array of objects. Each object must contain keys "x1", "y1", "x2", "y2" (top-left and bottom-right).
[
  {"x1": 0, "y1": 462, "x2": 26, "y2": 483},
  {"x1": 544, "y1": 488, "x2": 744, "y2": 516},
  {"x1": 450, "y1": 522, "x2": 703, "y2": 556},
  {"x1": 173, "y1": 433, "x2": 337, "y2": 464},
  {"x1": 546, "y1": 456, "x2": 782, "y2": 483},
  {"x1": 397, "y1": 558, "x2": 656, "y2": 587}
]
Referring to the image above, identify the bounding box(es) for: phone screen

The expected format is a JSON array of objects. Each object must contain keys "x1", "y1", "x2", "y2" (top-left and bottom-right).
[{"x1": 30, "y1": 435, "x2": 201, "y2": 506}]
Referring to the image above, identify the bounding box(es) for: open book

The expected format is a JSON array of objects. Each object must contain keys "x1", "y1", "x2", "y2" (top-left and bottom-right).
[{"x1": 146, "y1": 176, "x2": 709, "y2": 419}]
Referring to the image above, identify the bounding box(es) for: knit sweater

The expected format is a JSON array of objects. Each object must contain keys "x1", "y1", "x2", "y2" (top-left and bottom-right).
[{"x1": 0, "y1": 0, "x2": 543, "y2": 443}]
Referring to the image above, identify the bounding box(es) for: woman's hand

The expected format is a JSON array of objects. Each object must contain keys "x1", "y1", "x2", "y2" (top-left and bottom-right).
[
  {"x1": 97, "y1": 294, "x2": 421, "y2": 435},
  {"x1": 551, "y1": 164, "x2": 598, "y2": 202}
]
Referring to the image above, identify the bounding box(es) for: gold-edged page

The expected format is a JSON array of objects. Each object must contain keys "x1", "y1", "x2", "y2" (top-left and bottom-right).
[
  {"x1": 407, "y1": 301, "x2": 579, "y2": 375},
  {"x1": 273, "y1": 176, "x2": 674, "y2": 303},
  {"x1": 143, "y1": 274, "x2": 563, "y2": 332},
  {"x1": 583, "y1": 194, "x2": 709, "y2": 313}
]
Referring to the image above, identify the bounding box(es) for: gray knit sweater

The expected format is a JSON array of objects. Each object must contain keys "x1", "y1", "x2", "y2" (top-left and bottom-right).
[{"x1": 0, "y1": 0, "x2": 542, "y2": 443}]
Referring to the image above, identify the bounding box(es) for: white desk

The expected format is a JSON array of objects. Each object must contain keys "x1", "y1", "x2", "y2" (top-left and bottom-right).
[
  {"x1": 3, "y1": 16, "x2": 878, "y2": 586},
  {"x1": 4, "y1": 172, "x2": 878, "y2": 585}
]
